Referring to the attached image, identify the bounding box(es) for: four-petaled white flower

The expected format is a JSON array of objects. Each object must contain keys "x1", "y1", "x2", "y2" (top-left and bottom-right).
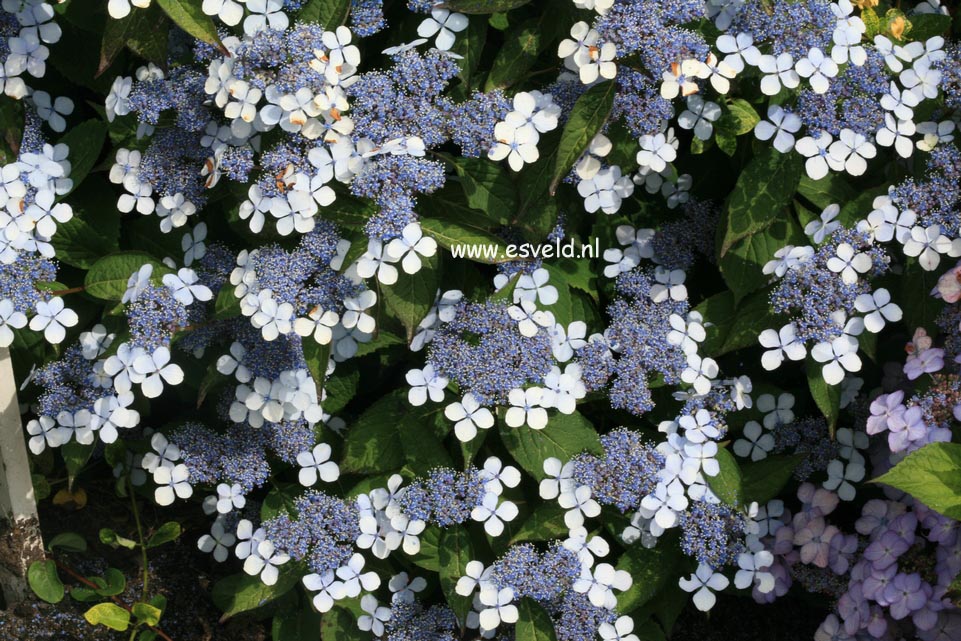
[
  {"x1": 445, "y1": 393, "x2": 495, "y2": 442},
  {"x1": 679, "y1": 563, "x2": 729, "y2": 611},
  {"x1": 504, "y1": 387, "x2": 548, "y2": 429},
  {"x1": 811, "y1": 336, "x2": 861, "y2": 385},
  {"x1": 154, "y1": 463, "x2": 193, "y2": 506},
  {"x1": 478, "y1": 586, "x2": 518, "y2": 631},
  {"x1": 385, "y1": 223, "x2": 437, "y2": 275},
  {"x1": 198, "y1": 517, "x2": 237, "y2": 563},
  {"x1": 416, "y1": 8, "x2": 469, "y2": 51},
  {"x1": 733, "y1": 420, "x2": 775, "y2": 461},
  {"x1": 162, "y1": 268, "x2": 213, "y2": 306},
  {"x1": 29, "y1": 296, "x2": 78, "y2": 344},
  {"x1": 243, "y1": 539, "x2": 290, "y2": 586},
  {"x1": 297, "y1": 443, "x2": 340, "y2": 486},
  {"x1": 471, "y1": 493, "x2": 519, "y2": 537},
  {"x1": 855, "y1": 288, "x2": 902, "y2": 333},
  {"x1": 132, "y1": 346, "x2": 185, "y2": 398},
  {"x1": 826, "y1": 242, "x2": 872, "y2": 285}
]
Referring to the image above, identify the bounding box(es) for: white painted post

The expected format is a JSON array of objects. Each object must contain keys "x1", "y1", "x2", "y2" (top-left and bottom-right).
[{"x1": 0, "y1": 347, "x2": 44, "y2": 607}]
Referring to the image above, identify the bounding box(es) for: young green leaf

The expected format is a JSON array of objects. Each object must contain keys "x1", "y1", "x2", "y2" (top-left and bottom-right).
[
  {"x1": 550, "y1": 80, "x2": 617, "y2": 194},
  {"x1": 28, "y1": 560, "x2": 64, "y2": 604},
  {"x1": 499, "y1": 411, "x2": 602, "y2": 480},
  {"x1": 146, "y1": 521, "x2": 182, "y2": 548},
  {"x1": 47, "y1": 532, "x2": 87, "y2": 553},
  {"x1": 84, "y1": 603, "x2": 131, "y2": 631},
  {"x1": 872, "y1": 443, "x2": 961, "y2": 520},
  {"x1": 438, "y1": 525, "x2": 474, "y2": 625},
  {"x1": 154, "y1": 0, "x2": 225, "y2": 51},
  {"x1": 515, "y1": 598, "x2": 558, "y2": 641}
]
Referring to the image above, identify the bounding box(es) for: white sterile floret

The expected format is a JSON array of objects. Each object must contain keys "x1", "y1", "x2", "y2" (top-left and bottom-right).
[
  {"x1": 758, "y1": 324, "x2": 806, "y2": 371},
  {"x1": 417, "y1": 8, "x2": 469, "y2": 51},
  {"x1": 514, "y1": 267, "x2": 558, "y2": 305},
  {"x1": 795, "y1": 47, "x2": 837, "y2": 94},
  {"x1": 471, "y1": 493, "x2": 519, "y2": 536},
  {"x1": 385, "y1": 223, "x2": 437, "y2": 275},
  {"x1": 297, "y1": 443, "x2": 340, "y2": 486},
  {"x1": 811, "y1": 337, "x2": 861, "y2": 385},
  {"x1": 804, "y1": 204, "x2": 842, "y2": 244},
  {"x1": 678, "y1": 95, "x2": 721, "y2": 141},
  {"x1": 754, "y1": 105, "x2": 802, "y2": 153},
  {"x1": 29, "y1": 296, "x2": 77, "y2": 344},
  {"x1": 198, "y1": 517, "x2": 236, "y2": 563},
  {"x1": 733, "y1": 420, "x2": 775, "y2": 461},
  {"x1": 504, "y1": 387, "x2": 548, "y2": 429},
  {"x1": 854, "y1": 288, "x2": 902, "y2": 333},
  {"x1": 679, "y1": 563, "x2": 729, "y2": 611},
  {"x1": 507, "y1": 300, "x2": 554, "y2": 337},
  {"x1": 578, "y1": 165, "x2": 634, "y2": 214},
  {"x1": 406, "y1": 364, "x2": 448, "y2": 406},
  {"x1": 660, "y1": 59, "x2": 708, "y2": 99},
  {"x1": 445, "y1": 393, "x2": 495, "y2": 442}
]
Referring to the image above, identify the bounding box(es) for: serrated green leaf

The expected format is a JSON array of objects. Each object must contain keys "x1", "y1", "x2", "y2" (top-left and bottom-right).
[
  {"x1": 0, "y1": 95, "x2": 24, "y2": 165},
  {"x1": 299, "y1": 0, "x2": 352, "y2": 26},
  {"x1": 485, "y1": 18, "x2": 543, "y2": 90},
  {"x1": 84, "y1": 603, "x2": 131, "y2": 631},
  {"x1": 154, "y1": 0, "x2": 224, "y2": 50},
  {"x1": 615, "y1": 539, "x2": 682, "y2": 612},
  {"x1": 272, "y1": 608, "x2": 321, "y2": 641},
  {"x1": 59, "y1": 120, "x2": 107, "y2": 194},
  {"x1": 500, "y1": 411, "x2": 602, "y2": 480},
  {"x1": 341, "y1": 391, "x2": 407, "y2": 474},
  {"x1": 451, "y1": 158, "x2": 516, "y2": 225},
  {"x1": 872, "y1": 443, "x2": 961, "y2": 519},
  {"x1": 806, "y1": 354, "x2": 841, "y2": 432},
  {"x1": 438, "y1": 526, "x2": 474, "y2": 625},
  {"x1": 741, "y1": 455, "x2": 803, "y2": 505},
  {"x1": 508, "y1": 504, "x2": 568, "y2": 544},
  {"x1": 28, "y1": 560, "x2": 64, "y2": 604},
  {"x1": 515, "y1": 598, "x2": 558, "y2": 641},
  {"x1": 719, "y1": 216, "x2": 804, "y2": 301},
  {"x1": 705, "y1": 447, "x2": 742, "y2": 506},
  {"x1": 382, "y1": 257, "x2": 440, "y2": 342},
  {"x1": 320, "y1": 607, "x2": 367, "y2": 641},
  {"x1": 442, "y1": 0, "x2": 532, "y2": 13},
  {"x1": 84, "y1": 252, "x2": 173, "y2": 301},
  {"x1": 551, "y1": 80, "x2": 617, "y2": 194},
  {"x1": 720, "y1": 147, "x2": 803, "y2": 252},
  {"x1": 212, "y1": 569, "x2": 300, "y2": 619},
  {"x1": 420, "y1": 217, "x2": 511, "y2": 264}
]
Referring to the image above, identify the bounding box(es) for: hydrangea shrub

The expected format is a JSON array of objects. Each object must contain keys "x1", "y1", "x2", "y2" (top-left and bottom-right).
[{"x1": 2, "y1": 0, "x2": 961, "y2": 639}]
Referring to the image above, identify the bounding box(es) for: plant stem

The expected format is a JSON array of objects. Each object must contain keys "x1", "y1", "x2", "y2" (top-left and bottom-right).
[
  {"x1": 52, "y1": 559, "x2": 175, "y2": 641},
  {"x1": 48, "y1": 285, "x2": 85, "y2": 296},
  {"x1": 128, "y1": 478, "x2": 149, "y2": 598}
]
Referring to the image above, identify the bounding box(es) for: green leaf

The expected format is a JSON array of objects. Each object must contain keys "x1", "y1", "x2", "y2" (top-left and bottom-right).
[
  {"x1": 0, "y1": 97, "x2": 23, "y2": 165},
  {"x1": 84, "y1": 603, "x2": 131, "y2": 631},
  {"x1": 723, "y1": 98, "x2": 760, "y2": 135},
  {"x1": 485, "y1": 18, "x2": 543, "y2": 90},
  {"x1": 705, "y1": 447, "x2": 742, "y2": 506},
  {"x1": 807, "y1": 354, "x2": 841, "y2": 430},
  {"x1": 796, "y1": 174, "x2": 856, "y2": 211},
  {"x1": 154, "y1": 0, "x2": 224, "y2": 49},
  {"x1": 442, "y1": 0, "x2": 532, "y2": 13},
  {"x1": 272, "y1": 608, "x2": 321, "y2": 641},
  {"x1": 382, "y1": 257, "x2": 440, "y2": 343},
  {"x1": 420, "y1": 217, "x2": 511, "y2": 264},
  {"x1": 872, "y1": 443, "x2": 961, "y2": 519},
  {"x1": 515, "y1": 598, "x2": 558, "y2": 641},
  {"x1": 99, "y1": 6, "x2": 168, "y2": 74},
  {"x1": 132, "y1": 602, "x2": 162, "y2": 627},
  {"x1": 450, "y1": 16, "x2": 487, "y2": 91},
  {"x1": 50, "y1": 196, "x2": 121, "y2": 269},
  {"x1": 500, "y1": 411, "x2": 602, "y2": 480},
  {"x1": 508, "y1": 504, "x2": 568, "y2": 544},
  {"x1": 32, "y1": 473, "x2": 51, "y2": 501},
  {"x1": 146, "y1": 521, "x2": 181, "y2": 548},
  {"x1": 451, "y1": 158, "x2": 517, "y2": 225},
  {"x1": 741, "y1": 455, "x2": 803, "y2": 505},
  {"x1": 551, "y1": 80, "x2": 617, "y2": 194},
  {"x1": 97, "y1": 568, "x2": 127, "y2": 597},
  {"x1": 322, "y1": 367, "x2": 359, "y2": 414},
  {"x1": 438, "y1": 525, "x2": 474, "y2": 625},
  {"x1": 399, "y1": 407, "x2": 454, "y2": 475},
  {"x1": 901, "y1": 259, "x2": 940, "y2": 335},
  {"x1": 906, "y1": 14, "x2": 951, "y2": 41},
  {"x1": 213, "y1": 285, "x2": 241, "y2": 320},
  {"x1": 28, "y1": 560, "x2": 64, "y2": 604},
  {"x1": 719, "y1": 147, "x2": 804, "y2": 256},
  {"x1": 615, "y1": 540, "x2": 681, "y2": 612},
  {"x1": 341, "y1": 391, "x2": 407, "y2": 473},
  {"x1": 320, "y1": 607, "x2": 367, "y2": 641},
  {"x1": 719, "y1": 216, "x2": 804, "y2": 301},
  {"x1": 59, "y1": 120, "x2": 107, "y2": 194},
  {"x1": 47, "y1": 532, "x2": 87, "y2": 553},
  {"x1": 62, "y1": 441, "x2": 94, "y2": 489},
  {"x1": 212, "y1": 569, "x2": 300, "y2": 619},
  {"x1": 302, "y1": 339, "x2": 331, "y2": 393},
  {"x1": 84, "y1": 251, "x2": 173, "y2": 301},
  {"x1": 299, "y1": 0, "x2": 352, "y2": 26},
  {"x1": 99, "y1": 528, "x2": 137, "y2": 550}
]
